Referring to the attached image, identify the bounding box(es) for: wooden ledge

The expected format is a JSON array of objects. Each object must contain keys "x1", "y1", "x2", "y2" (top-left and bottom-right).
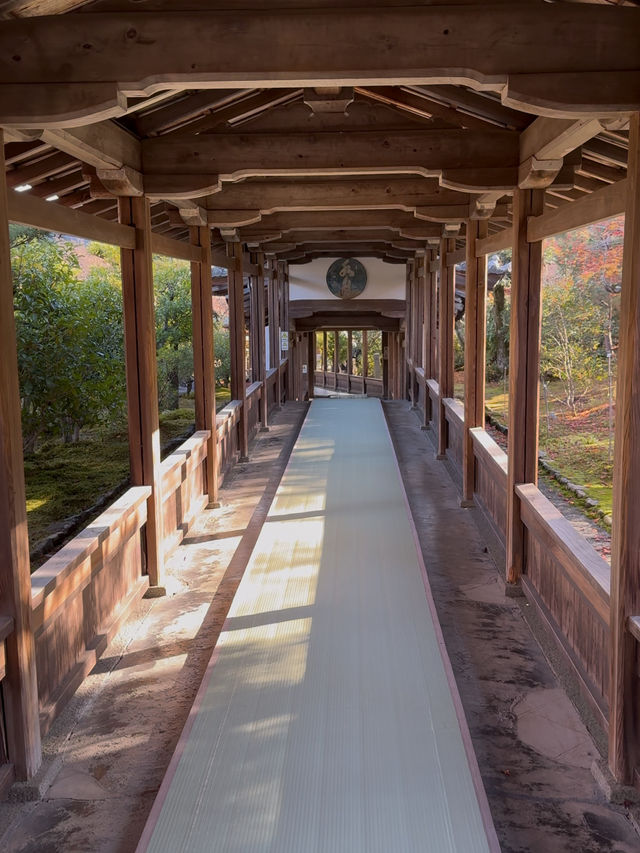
[
  {"x1": 442, "y1": 396, "x2": 464, "y2": 424},
  {"x1": 470, "y1": 427, "x2": 508, "y2": 481},
  {"x1": 426, "y1": 378, "x2": 440, "y2": 398}
]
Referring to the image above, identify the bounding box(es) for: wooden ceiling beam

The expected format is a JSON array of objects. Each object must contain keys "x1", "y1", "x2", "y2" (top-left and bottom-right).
[
  {"x1": 218, "y1": 208, "x2": 455, "y2": 233},
  {"x1": 1, "y1": 6, "x2": 639, "y2": 122},
  {"x1": 38, "y1": 123, "x2": 141, "y2": 172},
  {"x1": 142, "y1": 128, "x2": 520, "y2": 198},
  {"x1": 240, "y1": 228, "x2": 435, "y2": 245},
  {"x1": 203, "y1": 177, "x2": 468, "y2": 211}
]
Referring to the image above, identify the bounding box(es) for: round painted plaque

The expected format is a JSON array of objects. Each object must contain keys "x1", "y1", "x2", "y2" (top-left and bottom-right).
[{"x1": 326, "y1": 258, "x2": 367, "y2": 300}]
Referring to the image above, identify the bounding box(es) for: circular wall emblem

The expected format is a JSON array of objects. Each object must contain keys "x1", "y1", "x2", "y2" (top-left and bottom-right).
[{"x1": 326, "y1": 258, "x2": 367, "y2": 300}]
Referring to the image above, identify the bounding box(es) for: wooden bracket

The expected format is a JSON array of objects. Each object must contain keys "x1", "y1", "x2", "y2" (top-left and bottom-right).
[
  {"x1": 518, "y1": 156, "x2": 563, "y2": 189},
  {"x1": 304, "y1": 87, "x2": 354, "y2": 114},
  {"x1": 95, "y1": 165, "x2": 144, "y2": 197}
]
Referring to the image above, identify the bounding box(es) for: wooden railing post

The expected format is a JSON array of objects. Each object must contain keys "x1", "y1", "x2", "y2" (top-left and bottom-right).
[
  {"x1": 0, "y1": 129, "x2": 41, "y2": 781},
  {"x1": 411, "y1": 252, "x2": 424, "y2": 408},
  {"x1": 307, "y1": 332, "x2": 315, "y2": 400},
  {"x1": 609, "y1": 111, "x2": 640, "y2": 786},
  {"x1": 227, "y1": 241, "x2": 249, "y2": 460},
  {"x1": 362, "y1": 329, "x2": 368, "y2": 391},
  {"x1": 406, "y1": 259, "x2": 415, "y2": 406},
  {"x1": 463, "y1": 220, "x2": 489, "y2": 505},
  {"x1": 270, "y1": 259, "x2": 282, "y2": 407},
  {"x1": 323, "y1": 330, "x2": 328, "y2": 386},
  {"x1": 119, "y1": 196, "x2": 165, "y2": 592},
  {"x1": 438, "y1": 237, "x2": 456, "y2": 457},
  {"x1": 506, "y1": 188, "x2": 545, "y2": 587},
  {"x1": 423, "y1": 248, "x2": 437, "y2": 428},
  {"x1": 190, "y1": 225, "x2": 219, "y2": 506},
  {"x1": 430, "y1": 249, "x2": 439, "y2": 383},
  {"x1": 254, "y1": 252, "x2": 268, "y2": 430},
  {"x1": 347, "y1": 330, "x2": 353, "y2": 392}
]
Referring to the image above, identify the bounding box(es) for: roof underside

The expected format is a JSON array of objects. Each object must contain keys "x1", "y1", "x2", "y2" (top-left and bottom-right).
[{"x1": 1, "y1": 1, "x2": 635, "y2": 264}]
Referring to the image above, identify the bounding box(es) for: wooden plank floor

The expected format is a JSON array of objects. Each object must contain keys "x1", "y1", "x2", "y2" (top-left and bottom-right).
[{"x1": 137, "y1": 399, "x2": 499, "y2": 853}]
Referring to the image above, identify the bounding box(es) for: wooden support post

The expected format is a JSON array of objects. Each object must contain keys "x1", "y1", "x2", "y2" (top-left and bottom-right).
[
  {"x1": 406, "y1": 261, "x2": 414, "y2": 405},
  {"x1": 430, "y1": 250, "x2": 439, "y2": 382},
  {"x1": 267, "y1": 257, "x2": 281, "y2": 408},
  {"x1": 287, "y1": 334, "x2": 295, "y2": 401},
  {"x1": 382, "y1": 331, "x2": 389, "y2": 398},
  {"x1": 249, "y1": 266, "x2": 259, "y2": 384},
  {"x1": 438, "y1": 237, "x2": 456, "y2": 457},
  {"x1": 282, "y1": 263, "x2": 290, "y2": 403},
  {"x1": 423, "y1": 249, "x2": 437, "y2": 427},
  {"x1": 333, "y1": 330, "x2": 339, "y2": 389},
  {"x1": 506, "y1": 188, "x2": 545, "y2": 586},
  {"x1": 275, "y1": 262, "x2": 284, "y2": 406},
  {"x1": 227, "y1": 241, "x2": 249, "y2": 460},
  {"x1": 462, "y1": 220, "x2": 489, "y2": 505},
  {"x1": 609, "y1": 112, "x2": 640, "y2": 786},
  {"x1": 0, "y1": 129, "x2": 41, "y2": 781},
  {"x1": 362, "y1": 329, "x2": 368, "y2": 392},
  {"x1": 322, "y1": 330, "x2": 328, "y2": 386},
  {"x1": 254, "y1": 252, "x2": 268, "y2": 430},
  {"x1": 307, "y1": 332, "x2": 315, "y2": 400},
  {"x1": 347, "y1": 330, "x2": 353, "y2": 392},
  {"x1": 190, "y1": 225, "x2": 218, "y2": 506},
  {"x1": 119, "y1": 196, "x2": 165, "y2": 591}
]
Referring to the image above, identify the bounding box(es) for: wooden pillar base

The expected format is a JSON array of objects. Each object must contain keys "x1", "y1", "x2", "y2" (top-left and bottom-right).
[{"x1": 143, "y1": 585, "x2": 167, "y2": 599}]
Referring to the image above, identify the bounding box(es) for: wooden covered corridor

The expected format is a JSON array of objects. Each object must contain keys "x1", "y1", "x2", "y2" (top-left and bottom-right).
[{"x1": 2, "y1": 1, "x2": 640, "y2": 849}]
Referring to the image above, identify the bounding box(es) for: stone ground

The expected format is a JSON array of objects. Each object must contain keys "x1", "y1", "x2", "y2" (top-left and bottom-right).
[{"x1": 0, "y1": 398, "x2": 637, "y2": 852}]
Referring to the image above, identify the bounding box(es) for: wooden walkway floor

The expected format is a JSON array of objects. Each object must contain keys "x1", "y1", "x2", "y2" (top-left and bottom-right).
[{"x1": 137, "y1": 399, "x2": 499, "y2": 853}]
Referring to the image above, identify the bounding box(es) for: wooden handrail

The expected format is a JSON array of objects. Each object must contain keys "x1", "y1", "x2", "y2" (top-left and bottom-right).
[
  {"x1": 627, "y1": 616, "x2": 640, "y2": 644},
  {"x1": 516, "y1": 483, "x2": 610, "y2": 625}
]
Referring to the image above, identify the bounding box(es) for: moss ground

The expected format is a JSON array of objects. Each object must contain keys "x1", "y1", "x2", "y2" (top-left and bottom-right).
[{"x1": 25, "y1": 387, "x2": 233, "y2": 554}]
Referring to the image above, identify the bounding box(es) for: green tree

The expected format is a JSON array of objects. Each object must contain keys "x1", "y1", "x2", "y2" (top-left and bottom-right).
[
  {"x1": 12, "y1": 233, "x2": 126, "y2": 448},
  {"x1": 214, "y1": 323, "x2": 231, "y2": 388},
  {"x1": 153, "y1": 257, "x2": 194, "y2": 411}
]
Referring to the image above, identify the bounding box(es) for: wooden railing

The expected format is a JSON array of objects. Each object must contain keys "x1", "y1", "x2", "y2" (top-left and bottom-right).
[
  {"x1": 31, "y1": 486, "x2": 151, "y2": 735},
  {"x1": 22, "y1": 379, "x2": 286, "y2": 739},
  {"x1": 161, "y1": 431, "x2": 209, "y2": 556},
  {"x1": 442, "y1": 397, "x2": 464, "y2": 476},
  {"x1": 314, "y1": 368, "x2": 383, "y2": 397},
  {"x1": 516, "y1": 483, "x2": 611, "y2": 728},
  {"x1": 0, "y1": 615, "x2": 14, "y2": 793},
  {"x1": 471, "y1": 427, "x2": 508, "y2": 545},
  {"x1": 426, "y1": 379, "x2": 440, "y2": 435},
  {"x1": 415, "y1": 375, "x2": 611, "y2": 730},
  {"x1": 216, "y1": 400, "x2": 242, "y2": 481},
  {"x1": 246, "y1": 380, "x2": 262, "y2": 438}
]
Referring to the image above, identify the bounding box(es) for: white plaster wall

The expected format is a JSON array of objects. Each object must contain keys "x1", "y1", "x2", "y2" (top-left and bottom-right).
[{"x1": 289, "y1": 258, "x2": 405, "y2": 301}]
